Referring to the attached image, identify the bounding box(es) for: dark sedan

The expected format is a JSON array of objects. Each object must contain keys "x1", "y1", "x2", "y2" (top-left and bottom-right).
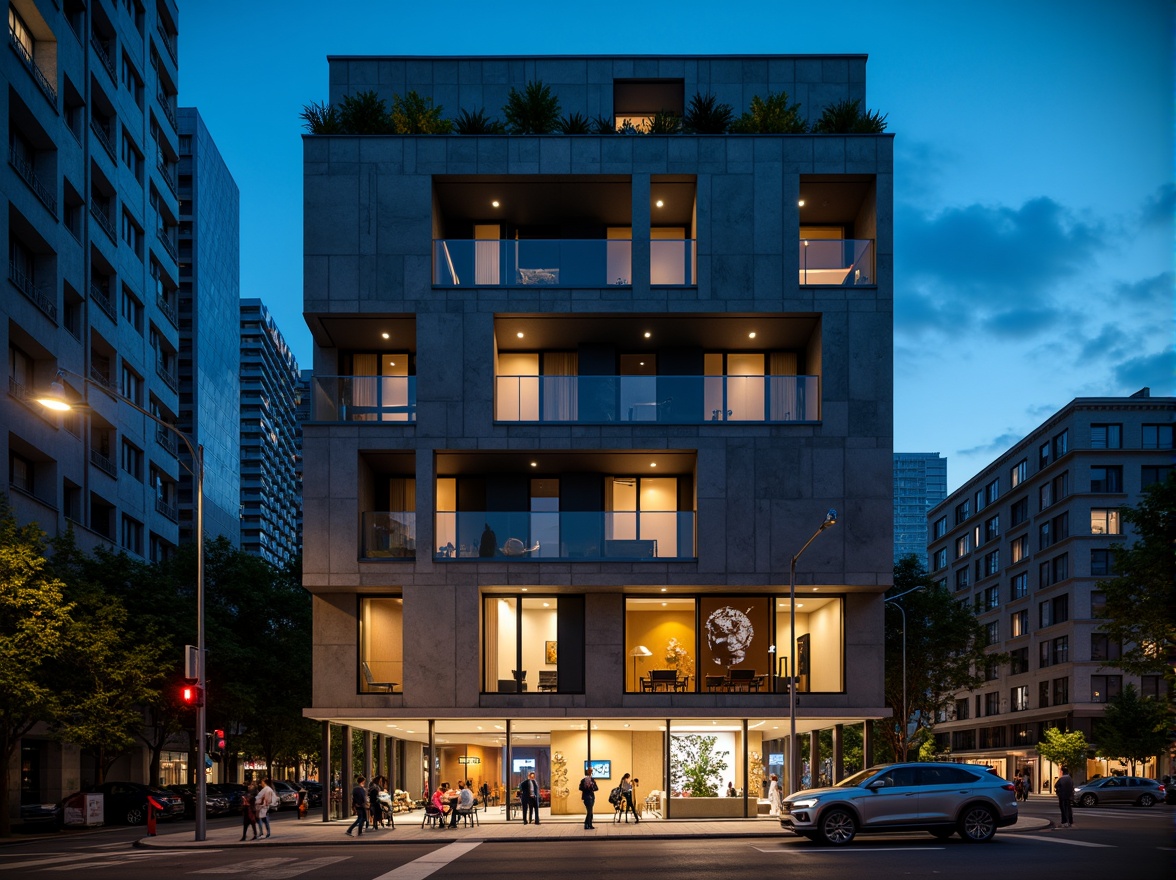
[
  {"x1": 71, "y1": 782, "x2": 185, "y2": 825},
  {"x1": 166, "y1": 784, "x2": 232, "y2": 818}
]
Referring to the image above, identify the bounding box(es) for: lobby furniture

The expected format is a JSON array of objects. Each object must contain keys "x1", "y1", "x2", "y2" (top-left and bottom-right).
[
  {"x1": 361, "y1": 661, "x2": 396, "y2": 693},
  {"x1": 704, "y1": 674, "x2": 726, "y2": 691},
  {"x1": 538, "y1": 670, "x2": 558, "y2": 691},
  {"x1": 644, "y1": 669, "x2": 688, "y2": 691},
  {"x1": 726, "y1": 668, "x2": 763, "y2": 691}
]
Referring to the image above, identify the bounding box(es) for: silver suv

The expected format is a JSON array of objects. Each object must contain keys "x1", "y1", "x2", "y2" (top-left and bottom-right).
[{"x1": 779, "y1": 762, "x2": 1018, "y2": 845}]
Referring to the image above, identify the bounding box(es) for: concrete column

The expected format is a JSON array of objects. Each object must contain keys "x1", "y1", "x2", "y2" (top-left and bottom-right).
[
  {"x1": 809, "y1": 730, "x2": 821, "y2": 787},
  {"x1": 631, "y1": 173, "x2": 651, "y2": 295},
  {"x1": 319, "y1": 721, "x2": 331, "y2": 822},
  {"x1": 341, "y1": 725, "x2": 352, "y2": 805},
  {"x1": 863, "y1": 721, "x2": 875, "y2": 768},
  {"x1": 832, "y1": 724, "x2": 844, "y2": 782},
  {"x1": 363, "y1": 731, "x2": 373, "y2": 781}
]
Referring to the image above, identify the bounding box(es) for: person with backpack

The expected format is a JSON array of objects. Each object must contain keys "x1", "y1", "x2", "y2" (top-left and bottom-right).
[{"x1": 579, "y1": 765, "x2": 598, "y2": 829}]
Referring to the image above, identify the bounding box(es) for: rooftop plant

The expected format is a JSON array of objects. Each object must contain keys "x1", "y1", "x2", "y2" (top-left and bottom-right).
[
  {"x1": 811, "y1": 98, "x2": 888, "y2": 134},
  {"x1": 503, "y1": 80, "x2": 561, "y2": 134},
  {"x1": 731, "y1": 90, "x2": 807, "y2": 134},
  {"x1": 453, "y1": 107, "x2": 506, "y2": 135},
  {"x1": 338, "y1": 90, "x2": 394, "y2": 134},
  {"x1": 682, "y1": 92, "x2": 733, "y2": 134},
  {"x1": 647, "y1": 109, "x2": 682, "y2": 134},
  {"x1": 299, "y1": 100, "x2": 341, "y2": 135},
  {"x1": 556, "y1": 111, "x2": 592, "y2": 134},
  {"x1": 391, "y1": 90, "x2": 451, "y2": 134}
]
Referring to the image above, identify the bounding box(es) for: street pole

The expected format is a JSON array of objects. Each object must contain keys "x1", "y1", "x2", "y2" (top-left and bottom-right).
[
  {"x1": 38, "y1": 370, "x2": 208, "y2": 840},
  {"x1": 884, "y1": 584, "x2": 923, "y2": 762},
  {"x1": 788, "y1": 509, "x2": 837, "y2": 793}
]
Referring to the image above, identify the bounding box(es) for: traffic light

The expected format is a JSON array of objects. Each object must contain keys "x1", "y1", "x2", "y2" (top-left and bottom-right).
[
  {"x1": 181, "y1": 684, "x2": 204, "y2": 707},
  {"x1": 214, "y1": 729, "x2": 226, "y2": 752}
]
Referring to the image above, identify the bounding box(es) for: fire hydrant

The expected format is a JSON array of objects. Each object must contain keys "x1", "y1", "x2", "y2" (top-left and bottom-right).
[{"x1": 146, "y1": 796, "x2": 163, "y2": 836}]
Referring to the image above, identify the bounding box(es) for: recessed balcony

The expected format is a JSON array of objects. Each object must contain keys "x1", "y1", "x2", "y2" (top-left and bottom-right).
[
  {"x1": 799, "y1": 238, "x2": 874, "y2": 286},
  {"x1": 311, "y1": 375, "x2": 416, "y2": 422}
]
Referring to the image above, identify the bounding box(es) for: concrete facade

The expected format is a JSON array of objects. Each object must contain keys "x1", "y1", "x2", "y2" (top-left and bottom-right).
[{"x1": 302, "y1": 54, "x2": 893, "y2": 807}]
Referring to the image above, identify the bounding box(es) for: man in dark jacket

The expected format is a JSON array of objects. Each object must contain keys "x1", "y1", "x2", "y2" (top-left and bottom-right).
[
  {"x1": 520, "y1": 771, "x2": 541, "y2": 825},
  {"x1": 346, "y1": 776, "x2": 368, "y2": 836},
  {"x1": 579, "y1": 766, "x2": 598, "y2": 829},
  {"x1": 1054, "y1": 767, "x2": 1075, "y2": 827}
]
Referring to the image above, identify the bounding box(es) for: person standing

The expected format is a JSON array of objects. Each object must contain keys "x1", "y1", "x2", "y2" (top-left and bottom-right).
[
  {"x1": 579, "y1": 765, "x2": 598, "y2": 829},
  {"x1": 520, "y1": 771, "x2": 541, "y2": 825},
  {"x1": 619, "y1": 773, "x2": 638, "y2": 823},
  {"x1": 368, "y1": 776, "x2": 383, "y2": 830},
  {"x1": 239, "y1": 780, "x2": 260, "y2": 841},
  {"x1": 767, "y1": 773, "x2": 781, "y2": 816},
  {"x1": 479, "y1": 780, "x2": 491, "y2": 810},
  {"x1": 346, "y1": 775, "x2": 368, "y2": 836},
  {"x1": 254, "y1": 777, "x2": 278, "y2": 839},
  {"x1": 1021, "y1": 768, "x2": 1031, "y2": 801},
  {"x1": 1055, "y1": 767, "x2": 1075, "y2": 827}
]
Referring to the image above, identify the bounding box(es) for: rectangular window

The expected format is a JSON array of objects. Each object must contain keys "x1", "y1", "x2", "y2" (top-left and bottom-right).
[
  {"x1": 1039, "y1": 520, "x2": 1052, "y2": 550},
  {"x1": 1052, "y1": 471, "x2": 1069, "y2": 502},
  {"x1": 1090, "y1": 549, "x2": 1113, "y2": 577},
  {"x1": 1052, "y1": 636, "x2": 1068, "y2": 665},
  {"x1": 1039, "y1": 639, "x2": 1051, "y2": 669},
  {"x1": 487, "y1": 595, "x2": 585, "y2": 694},
  {"x1": 984, "y1": 692, "x2": 1000, "y2": 716},
  {"x1": 1010, "y1": 534, "x2": 1028, "y2": 564},
  {"x1": 1090, "y1": 508, "x2": 1121, "y2": 535},
  {"x1": 955, "y1": 533, "x2": 971, "y2": 558},
  {"x1": 121, "y1": 364, "x2": 142, "y2": 405},
  {"x1": 1142, "y1": 465, "x2": 1172, "y2": 487},
  {"x1": 933, "y1": 516, "x2": 947, "y2": 539},
  {"x1": 1052, "y1": 554, "x2": 1068, "y2": 583},
  {"x1": 985, "y1": 478, "x2": 1000, "y2": 504},
  {"x1": 1039, "y1": 560, "x2": 1052, "y2": 588},
  {"x1": 1140, "y1": 676, "x2": 1162, "y2": 698},
  {"x1": 984, "y1": 657, "x2": 1000, "y2": 681},
  {"x1": 120, "y1": 286, "x2": 143, "y2": 333},
  {"x1": 1010, "y1": 496, "x2": 1028, "y2": 526},
  {"x1": 1053, "y1": 430, "x2": 1069, "y2": 460},
  {"x1": 120, "y1": 515, "x2": 143, "y2": 555},
  {"x1": 121, "y1": 210, "x2": 143, "y2": 258},
  {"x1": 984, "y1": 514, "x2": 1000, "y2": 543},
  {"x1": 1090, "y1": 634, "x2": 1121, "y2": 662},
  {"x1": 984, "y1": 585, "x2": 1000, "y2": 610},
  {"x1": 1039, "y1": 680, "x2": 1050, "y2": 707},
  {"x1": 1039, "y1": 482, "x2": 1053, "y2": 511},
  {"x1": 955, "y1": 567, "x2": 970, "y2": 591},
  {"x1": 982, "y1": 549, "x2": 1000, "y2": 577},
  {"x1": 975, "y1": 488, "x2": 986, "y2": 513},
  {"x1": 1090, "y1": 674, "x2": 1120, "y2": 703},
  {"x1": 1052, "y1": 677, "x2": 1069, "y2": 705},
  {"x1": 1090, "y1": 423, "x2": 1122, "y2": 449},
  {"x1": 954, "y1": 499, "x2": 971, "y2": 524},
  {"x1": 1142, "y1": 423, "x2": 1174, "y2": 449},
  {"x1": 120, "y1": 439, "x2": 143, "y2": 481},
  {"x1": 1011, "y1": 572, "x2": 1029, "y2": 600},
  {"x1": 1039, "y1": 599, "x2": 1053, "y2": 628},
  {"x1": 1011, "y1": 685, "x2": 1029, "y2": 712},
  {"x1": 1051, "y1": 594, "x2": 1069, "y2": 624},
  {"x1": 933, "y1": 547, "x2": 947, "y2": 570},
  {"x1": 359, "y1": 596, "x2": 403, "y2": 694},
  {"x1": 1090, "y1": 590, "x2": 1107, "y2": 617},
  {"x1": 1090, "y1": 465, "x2": 1123, "y2": 493},
  {"x1": 9, "y1": 451, "x2": 32, "y2": 493},
  {"x1": 121, "y1": 129, "x2": 144, "y2": 181},
  {"x1": 1039, "y1": 440, "x2": 1051, "y2": 469},
  {"x1": 954, "y1": 698, "x2": 969, "y2": 720},
  {"x1": 1011, "y1": 609, "x2": 1029, "y2": 638},
  {"x1": 1011, "y1": 459, "x2": 1027, "y2": 488},
  {"x1": 984, "y1": 620, "x2": 999, "y2": 647},
  {"x1": 1010, "y1": 646, "x2": 1029, "y2": 674}
]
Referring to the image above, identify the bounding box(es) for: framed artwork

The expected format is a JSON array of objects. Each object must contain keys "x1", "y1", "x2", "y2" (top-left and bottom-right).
[
  {"x1": 544, "y1": 640, "x2": 557, "y2": 664},
  {"x1": 585, "y1": 759, "x2": 611, "y2": 779}
]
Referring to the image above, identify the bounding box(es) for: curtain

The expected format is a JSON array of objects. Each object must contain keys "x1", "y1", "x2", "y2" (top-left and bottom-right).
[
  {"x1": 542, "y1": 352, "x2": 578, "y2": 421},
  {"x1": 769, "y1": 352, "x2": 798, "y2": 421},
  {"x1": 352, "y1": 353, "x2": 378, "y2": 420}
]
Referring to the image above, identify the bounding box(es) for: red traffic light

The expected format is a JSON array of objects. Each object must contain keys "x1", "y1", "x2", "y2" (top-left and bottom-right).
[
  {"x1": 181, "y1": 684, "x2": 204, "y2": 707},
  {"x1": 214, "y1": 729, "x2": 226, "y2": 751}
]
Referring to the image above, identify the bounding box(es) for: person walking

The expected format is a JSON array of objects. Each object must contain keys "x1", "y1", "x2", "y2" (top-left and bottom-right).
[
  {"x1": 579, "y1": 765, "x2": 598, "y2": 829},
  {"x1": 1021, "y1": 768, "x2": 1031, "y2": 801},
  {"x1": 346, "y1": 775, "x2": 368, "y2": 836},
  {"x1": 767, "y1": 773, "x2": 781, "y2": 816},
  {"x1": 368, "y1": 776, "x2": 383, "y2": 830},
  {"x1": 520, "y1": 771, "x2": 541, "y2": 825},
  {"x1": 239, "y1": 780, "x2": 260, "y2": 841},
  {"x1": 1055, "y1": 767, "x2": 1075, "y2": 827},
  {"x1": 479, "y1": 780, "x2": 491, "y2": 810},
  {"x1": 619, "y1": 773, "x2": 638, "y2": 822},
  {"x1": 254, "y1": 777, "x2": 279, "y2": 838}
]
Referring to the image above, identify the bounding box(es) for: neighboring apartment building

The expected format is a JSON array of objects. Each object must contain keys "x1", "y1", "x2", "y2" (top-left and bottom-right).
[
  {"x1": 3, "y1": 0, "x2": 185, "y2": 807},
  {"x1": 893, "y1": 452, "x2": 946, "y2": 563},
  {"x1": 176, "y1": 106, "x2": 240, "y2": 547},
  {"x1": 926, "y1": 389, "x2": 1174, "y2": 791},
  {"x1": 239, "y1": 298, "x2": 301, "y2": 566},
  {"x1": 302, "y1": 54, "x2": 894, "y2": 813}
]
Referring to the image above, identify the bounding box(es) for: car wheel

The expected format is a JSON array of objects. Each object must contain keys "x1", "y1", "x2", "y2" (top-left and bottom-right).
[
  {"x1": 958, "y1": 804, "x2": 997, "y2": 843},
  {"x1": 1079, "y1": 793, "x2": 1097, "y2": 808},
  {"x1": 817, "y1": 808, "x2": 857, "y2": 846},
  {"x1": 126, "y1": 806, "x2": 146, "y2": 825},
  {"x1": 1137, "y1": 794, "x2": 1156, "y2": 807}
]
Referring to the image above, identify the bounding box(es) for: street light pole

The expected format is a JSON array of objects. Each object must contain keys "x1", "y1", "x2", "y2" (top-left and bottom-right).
[
  {"x1": 884, "y1": 584, "x2": 924, "y2": 762},
  {"x1": 38, "y1": 369, "x2": 208, "y2": 841},
  {"x1": 788, "y1": 508, "x2": 837, "y2": 794}
]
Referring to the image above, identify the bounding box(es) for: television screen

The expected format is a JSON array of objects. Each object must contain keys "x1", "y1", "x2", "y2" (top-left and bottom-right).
[
  {"x1": 584, "y1": 759, "x2": 611, "y2": 779},
  {"x1": 512, "y1": 758, "x2": 535, "y2": 773},
  {"x1": 769, "y1": 753, "x2": 784, "y2": 766}
]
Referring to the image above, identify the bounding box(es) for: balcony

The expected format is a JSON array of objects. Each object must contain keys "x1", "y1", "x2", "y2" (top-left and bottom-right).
[
  {"x1": 311, "y1": 375, "x2": 416, "y2": 422},
  {"x1": 156, "y1": 226, "x2": 178, "y2": 261},
  {"x1": 90, "y1": 202, "x2": 117, "y2": 243},
  {"x1": 90, "y1": 448, "x2": 116, "y2": 477},
  {"x1": 10, "y1": 25, "x2": 56, "y2": 104},
  {"x1": 433, "y1": 239, "x2": 696, "y2": 288},
  {"x1": 9, "y1": 261, "x2": 57, "y2": 321},
  {"x1": 90, "y1": 282, "x2": 116, "y2": 321},
  {"x1": 155, "y1": 497, "x2": 178, "y2": 522},
  {"x1": 155, "y1": 357, "x2": 178, "y2": 392},
  {"x1": 432, "y1": 510, "x2": 695, "y2": 561},
  {"x1": 90, "y1": 35, "x2": 116, "y2": 82},
  {"x1": 360, "y1": 512, "x2": 416, "y2": 559},
  {"x1": 89, "y1": 119, "x2": 117, "y2": 162},
  {"x1": 495, "y1": 374, "x2": 819, "y2": 423},
  {"x1": 156, "y1": 293, "x2": 177, "y2": 327},
  {"x1": 156, "y1": 89, "x2": 177, "y2": 130},
  {"x1": 155, "y1": 427, "x2": 178, "y2": 456},
  {"x1": 798, "y1": 239, "x2": 874, "y2": 286},
  {"x1": 9, "y1": 148, "x2": 57, "y2": 217},
  {"x1": 155, "y1": 23, "x2": 178, "y2": 66}
]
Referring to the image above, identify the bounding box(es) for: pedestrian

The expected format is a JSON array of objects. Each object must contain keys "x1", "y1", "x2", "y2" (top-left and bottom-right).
[
  {"x1": 479, "y1": 780, "x2": 491, "y2": 810},
  {"x1": 1014, "y1": 774, "x2": 1024, "y2": 801},
  {"x1": 520, "y1": 771, "x2": 541, "y2": 824},
  {"x1": 726, "y1": 781, "x2": 736, "y2": 797},
  {"x1": 579, "y1": 765, "x2": 598, "y2": 829},
  {"x1": 345, "y1": 775, "x2": 368, "y2": 836},
  {"x1": 254, "y1": 777, "x2": 279, "y2": 838},
  {"x1": 620, "y1": 772, "x2": 638, "y2": 822},
  {"x1": 1055, "y1": 767, "x2": 1075, "y2": 828},
  {"x1": 1021, "y1": 768, "x2": 1031, "y2": 801},
  {"x1": 368, "y1": 775, "x2": 383, "y2": 829},
  {"x1": 768, "y1": 773, "x2": 780, "y2": 815},
  {"x1": 239, "y1": 780, "x2": 260, "y2": 841}
]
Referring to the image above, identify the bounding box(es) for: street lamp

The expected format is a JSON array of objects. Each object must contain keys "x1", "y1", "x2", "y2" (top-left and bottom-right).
[
  {"x1": 884, "y1": 584, "x2": 924, "y2": 761},
  {"x1": 37, "y1": 369, "x2": 208, "y2": 841},
  {"x1": 788, "y1": 508, "x2": 837, "y2": 794}
]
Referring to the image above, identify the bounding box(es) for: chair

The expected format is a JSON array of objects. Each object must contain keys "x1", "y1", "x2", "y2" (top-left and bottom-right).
[
  {"x1": 361, "y1": 661, "x2": 395, "y2": 693},
  {"x1": 705, "y1": 674, "x2": 725, "y2": 691},
  {"x1": 537, "y1": 670, "x2": 558, "y2": 691},
  {"x1": 421, "y1": 802, "x2": 444, "y2": 828},
  {"x1": 456, "y1": 801, "x2": 479, "y2": 826},
  {"x1": 728, "y1": 668, "x2": 758, "y2": 691},
  {"x1": 512, "y1": 669, "x2": 528, "y2": 692},
  {"x1": 649, "y1": 669, "x2": 678, "y2": 691},
  {"x1": 644, "y1": 789, "x2": 662, "y2": 818}
]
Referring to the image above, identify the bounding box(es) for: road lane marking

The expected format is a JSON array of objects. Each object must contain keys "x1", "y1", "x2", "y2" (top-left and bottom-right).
[
  {"x1": 751, "y1": 845, "x2": 946, "y2": 853},
  {"x1": 192, "y1": 856, "x2": 350, "y2": 877},
  {"x1": 372, "y1": 841, "x2": 483, "y2": 880},
  {"x1": 1012, "y1": 834, "x2": 1114, "y2": 848}
]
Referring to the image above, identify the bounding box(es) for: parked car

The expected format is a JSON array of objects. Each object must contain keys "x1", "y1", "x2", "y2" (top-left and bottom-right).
[
  {"x1": 166, "y1": 784, "x2": 231, "y2": 818},
  {"x1": 1071, "y1": 775, "x2": 1166, "y2": 808},
  {"x1": 297, "y1": 780, "x2": 323, "y2": 808},
  {"x1": 69, "y1": 782, "x2": 185, "y2": 825},
  {"x1": 778, "y1": 762, "x2": 1018, "y2": 846},
  {"x1": 270, "y1": 780, "x2": 303, "y2": 810},
  {"x1": 19, "y1": 801, "x2": 63, "y2": 828},
  {"x1": 208, "y1": 782, "x2": 248, "y2": 813}
]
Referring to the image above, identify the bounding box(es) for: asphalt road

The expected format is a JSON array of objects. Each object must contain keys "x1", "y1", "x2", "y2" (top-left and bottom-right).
[{"x1": 2, "y1": 801, "x2": 1172, "y2": 879}]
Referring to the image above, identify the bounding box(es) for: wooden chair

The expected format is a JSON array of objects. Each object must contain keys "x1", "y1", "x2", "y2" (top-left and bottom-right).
[
  {"x1": 361, "y1": 661, "x2": 395, "y2": 693},
  {"x1": 649, "y1": 669, "x2": 679, "y2": 691},
  {"x1": 727, "y1": 668, "x2": 759, "y2": 691},
  {"x1": 421, "y1": 802, "x2": 444, "y2": 828},
  {"x1": 705, "y1": 674, "x2": 725, "y2": 691}
]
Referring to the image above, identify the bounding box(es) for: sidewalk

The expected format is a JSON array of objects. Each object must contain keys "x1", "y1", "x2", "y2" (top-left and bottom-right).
[{"x1": 135, "y1": 811, "x2": 1052, "y2": 849}]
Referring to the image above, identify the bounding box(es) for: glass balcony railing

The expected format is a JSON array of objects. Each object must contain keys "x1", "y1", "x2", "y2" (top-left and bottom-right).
[
  {"x1": 312, "y1": 375, "x2": 416, "y2": 422},
  {"x1": 361, "y1": 512, "x2": 417, "y2": 559},
  {"x1": 495, "y1": 374, "x2": 819, "y2": 423},
  {"x1": 434, "y1": 510, "x2": 695, "y2": 561},
  {"x1": 799, "y1": 239, "x2": 874, "y2": 286},
  {"x1": 433, "y1": 239, "x2": 696, "y2": 287}
]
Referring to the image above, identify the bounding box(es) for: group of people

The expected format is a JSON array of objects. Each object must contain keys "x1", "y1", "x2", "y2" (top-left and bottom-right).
[
  {"x1": 1013, "y1": 768, "x2": 1032, "y2": 801},
  {"x1": 425, "y1": 779, "x2": 479, "y2": 829},
  {"x1": 239, "y1": 777, "x2": 280, "y2": 841},
  {"x1": 345, "y1": 775, "x2": 395, "y2": 837}
]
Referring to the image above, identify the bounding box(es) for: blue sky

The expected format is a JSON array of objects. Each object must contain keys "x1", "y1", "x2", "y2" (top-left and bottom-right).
[{"x1": 178, "y1": 0, "x2": 1173, "y2": 491}]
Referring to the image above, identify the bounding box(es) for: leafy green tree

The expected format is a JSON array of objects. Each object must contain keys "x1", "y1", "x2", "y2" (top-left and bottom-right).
[
  {"x1": 884, "y1": 555, "x2": 992, "y2": 762},
  {"x1": 1099, "y1": 470, "x2": 1176, "y2": 676},
  {"x1": 337, "y1": 90, "x2": 393, "y2": 134},
  {"x1": 1036, "y1": 727, "x2": 1089, "y2": 774},
  {"x1": 503, "y1": 81, "x2": 561, "y2": 134},
  {"x1": 391, "y1": 91, "x2": 450, "y2": 134},
  {"x1": 731, "y1": 91, "x2": 807, "y2": 133},
  {"x1": 1094, "y1": 684, "x2": 1170, "y2": 775},
  {"x1": 670, "y1": 734, "x2": 729, "y2": 796},
  {"x1": 683, "y1": 92, "x2": 733, "y2": 134},
  {"x1": 0, "y1": 498, "x2": 74, "y2": 836},
  {"x1": 811, "y1": 97, "x2": 889, "y2": 133}
]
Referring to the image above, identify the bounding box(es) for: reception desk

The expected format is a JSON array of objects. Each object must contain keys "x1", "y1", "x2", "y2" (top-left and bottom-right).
[{"x1": 666, "y1": 796, "x2": 746, "y2": 819}]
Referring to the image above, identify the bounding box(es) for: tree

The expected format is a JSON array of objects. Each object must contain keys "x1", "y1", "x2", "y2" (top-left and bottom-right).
[
  {"x1": 670, "y1": 734, "x2": 729, "y2": 796},
  {"x1": 1099, "y1": 470, "x2": 1176, "y2": 676},
  {"x1": 0, "y1": 497, "x2": 74, "y2": 836},
  {"x1": 811, "y1": 97, "x2": 889, "y2": 133},
  {"x1": 1036, "y1": 727, "x2": 1089, "y2": 774},
  {"x1": 731, "y1": 91, "x2": 807, "y2": 134},
  {"x1": 883, "y1": 555, "x2": 993, "y2": 762},
  {"x1": 1094, "y1": 684, "x2": 1170, "y2": 775},
  {"x1": 502, "y1": 81, "x2": 561, "y2": 134}
]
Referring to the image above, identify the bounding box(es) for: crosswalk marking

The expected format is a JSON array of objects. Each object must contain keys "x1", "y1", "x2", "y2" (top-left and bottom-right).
[
  {"x1": 1012, "y1": 834, "x2": 1114, "y2": 848},
  {"x1": 192, "y1": 856, "x2": 350, "y2": 877},
  {"x1": 372, "y1": 841, "x2": 483, "y2": 880},
  {"x1": 752, "y1": 845, "x2": 946, "y2": 853}
]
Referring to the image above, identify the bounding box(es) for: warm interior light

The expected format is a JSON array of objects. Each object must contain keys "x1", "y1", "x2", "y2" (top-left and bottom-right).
[
  {"x1": 650, "y1": 462, "x2": 657, "y2": 467},
  {"x1": 530, "y1": 461, "x2": 538, "y2": 467},
  {"x1": 798, "y1": 199, "x2": 805, "y2": 207},
  {"x1": 748, "y1": 331, "x2": 756, "y2": 339},
  {"x1": 516, "y1": 331, "x2": 524, "y2": 338},
  {"x1": 491, "y1": 200, "x2": 500, "y2": 208},
  {"x1": 381, "y1": 332, "x2": 390, "y2": 339},
  {"x1": 643, "y1": 331, "x2": 651, "y2": 338},
  {"x1": 655, "y1": 199, "x2": 664, "y2": 208}
]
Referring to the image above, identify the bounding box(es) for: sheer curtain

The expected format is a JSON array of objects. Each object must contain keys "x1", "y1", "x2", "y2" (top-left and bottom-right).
[
  {"x1": 352, "y1": 354, "x2": 379, "y2": 420},
  {"x1": 769, "y1": 352, "x2": 798, "y2": 421},
  {"x1": 542, "y1": 352, "x2": 578, "y2": 421}
]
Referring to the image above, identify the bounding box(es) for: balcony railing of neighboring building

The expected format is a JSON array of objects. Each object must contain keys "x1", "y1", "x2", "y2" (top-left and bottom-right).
[
  {"x1": 431, "y1": 510, "x2": 696, "y2": 562},
  {"x1": 799, "y1": 239, "x2": 875, "y2": 286},
  {"x1": 90, "y1": 282, "x2": 117, "y2": 322},
  {"x1": 89, "y1": 448, "x2": 117, "y2": 477},
  {"x1": 89, "y1": 118, "x2": 117, "y2": 162},
  {"x1": 88, "y1": 366, "x2": 113, "y2": 389},
  {"x1": 155, "y1": 22, "x2": 178, "y2": 66},
  {"x1": 156, "y1": 154, "x2": 178, "y2": 197},
  {"x1": 90, "y1": 35, "x2": 116, "y2": 83},
  {"x1": 433, "y1": 238, "x2": 696, "y2": 287},
  {"x1": 9, "y1": 260, "x2": 57, "y2": 321},
  {"x1": 156, "y1": 292, "x2": 177, "y2": 327},
  {"x1": 311, "y1": 375, "x2": 416, "y2": 422},
  {"x1": 156, "y1": 89, "x2": 177, "y2": 130},
  {"x1": 9, "y1": 148, "x2": 57, "y2": 217},
  {"x1": 89, "y1": 201, "x2": 117, "y2": 241},
  {"x1": 9, "y1": 23, "x2": 57, "y2": 104},
  {"x1": 360, "y1": 512, "x2": 417, "y2": 559},
  {"x1": 494, "y1": 374, "x2": 820, "y2": 423},
  {"x1": 156, "y1": 226, "x2": 178, "y2": 261},
  {"x1": 155, "y1": 496, "x2": 178, "y2": 522},
  {"x1": 155, "y1": 357, "x2": 178, "y2": 392},
  {"x1": 155, "y1": 426, "x2": 178, "y2": 456}
]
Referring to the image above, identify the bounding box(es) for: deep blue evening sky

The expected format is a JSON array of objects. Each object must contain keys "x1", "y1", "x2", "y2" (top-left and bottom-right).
[{"x1": 179, "y1": 0, "x2": 1173, "y2": 490}]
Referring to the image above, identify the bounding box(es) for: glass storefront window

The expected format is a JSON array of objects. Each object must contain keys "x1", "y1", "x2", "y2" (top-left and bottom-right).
[
  {"x1": 624, "y1": 597, "x2": 697, "y2": 691},
  {"x1": 774, "y1": 595, "x2": 843, "y2": 693},
  {"x1": 484, "y1": 596, "x2": 561, "y2": 693},
  {"x1": 359, "y1": 597, "x2": 403, "y2": 693}
]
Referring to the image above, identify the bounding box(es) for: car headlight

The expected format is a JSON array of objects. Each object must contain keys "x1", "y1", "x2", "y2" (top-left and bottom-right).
[{"x1": 789, "y1": 797, "x2": 820, "y2": 809}]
